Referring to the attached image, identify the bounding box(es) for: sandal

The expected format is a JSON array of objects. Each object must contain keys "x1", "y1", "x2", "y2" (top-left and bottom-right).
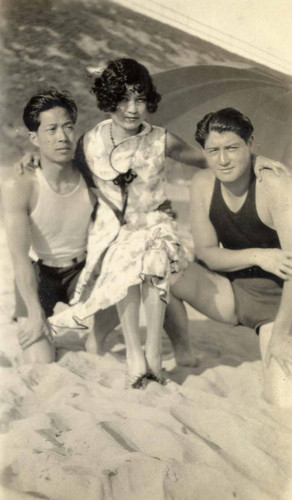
[
  {"x1": 125, "y1": 373, "x2": 148, "y2": 389},
  {"x1": 145, "y1": 370, "x2": 165, "y2": 385}
]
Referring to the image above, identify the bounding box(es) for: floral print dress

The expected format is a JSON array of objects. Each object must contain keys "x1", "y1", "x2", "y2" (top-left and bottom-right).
[{"x1": 50, "y1": 120, "x2": 187, "y2": 331}]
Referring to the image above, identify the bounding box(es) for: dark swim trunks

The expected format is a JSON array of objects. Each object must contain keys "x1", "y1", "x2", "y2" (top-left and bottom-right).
[
  {"x1": 230, "y1": 276, "x2": 282, "y2": 332},
  {"x1": 196, "y1": 258, "x2": 282, "y2": 333},
  {"x1": 14, "y1": 260, "x2": 85, "y2": 318}
]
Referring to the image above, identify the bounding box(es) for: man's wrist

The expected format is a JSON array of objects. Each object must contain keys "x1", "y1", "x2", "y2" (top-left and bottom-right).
[{"x1": 27, "y1": 306, "x2": 45, "y2": 322}]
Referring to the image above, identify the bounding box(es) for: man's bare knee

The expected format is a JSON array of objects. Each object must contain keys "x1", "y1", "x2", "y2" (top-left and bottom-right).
[
  {"x1": 171, "y1": 262, "x2": 202, "y2": 302},
  {"x1": 22, "y1": 337, "x2": 55, "y2": 364},
  {"x1": 259, "y1": 322, "x2": 292, "y2": 407},
  {"x1": 171, "y1": 262, "x2": 237, "y2": 324}
]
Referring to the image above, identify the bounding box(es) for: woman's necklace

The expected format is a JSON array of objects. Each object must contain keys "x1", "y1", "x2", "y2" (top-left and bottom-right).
[
  {"x1": 110, "y1": 122, "x2": 143, "y2": 149},
  {"x1": 109, "y1": 122, "x2": 138, "y2": 190},
  {"x1": 110, "y1": 122, "x2": 116, "y2": 148}
]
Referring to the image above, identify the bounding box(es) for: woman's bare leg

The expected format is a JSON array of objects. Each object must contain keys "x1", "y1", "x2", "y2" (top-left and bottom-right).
[
  {"x1": 259, "y1": 323, "x2": 292, "y2": 407},
  {"x1": 142, "y1": 277, "x2": 165, "y2": 379},
  {"x1": 116, "y1": 285, "x2": 147, "y2": 380}
]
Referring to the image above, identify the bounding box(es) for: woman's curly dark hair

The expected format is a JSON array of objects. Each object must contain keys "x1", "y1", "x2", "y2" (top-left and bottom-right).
[{"x1": 91, "y1": 58, "x2": 161, "y2": 113}]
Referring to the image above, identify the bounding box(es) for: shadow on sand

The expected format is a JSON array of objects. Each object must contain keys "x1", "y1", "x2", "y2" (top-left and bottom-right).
[{"x1": 54, "y1": 315, "x2": 260, "y2": 386}]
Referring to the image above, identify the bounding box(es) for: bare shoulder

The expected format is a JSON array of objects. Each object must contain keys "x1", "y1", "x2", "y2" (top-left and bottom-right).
[
  {"x1": 1, "y1": 169, "x2": 36, "y2": 209},
  {"x1": 257, "y1": 170, "x2": 292, "y2": 231},
  {"x1": 190, "y1": 169, "x2": 215, "y2": 198}
]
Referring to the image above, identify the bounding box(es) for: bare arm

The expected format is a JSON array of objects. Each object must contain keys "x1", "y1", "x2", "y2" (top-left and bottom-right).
[
  {"x1": 268, "y1": 178, "x2": 292, "y2": 310},
  {"x1": 189, "y1": 171, "x2": 292, "y2": 279},
  {"x1": 259, "y1": 174, "x2": 292, "y2": 374},
  {"x1": 1, "y1": 175, "x2": 51, "y2": 348},
  {"x1": 165, "y1": 131, "x2": 206, "y2": 169}
]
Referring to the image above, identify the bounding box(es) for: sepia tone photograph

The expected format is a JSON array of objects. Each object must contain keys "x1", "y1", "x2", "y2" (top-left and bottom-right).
[{"x1": 0, "y1": 0, "x2": 291, "y2": 498}]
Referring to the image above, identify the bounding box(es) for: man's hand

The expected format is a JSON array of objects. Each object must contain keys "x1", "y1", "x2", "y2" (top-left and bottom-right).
[
  {"x1": 254, "y1": 155, "x2": 291, "y2": 182},
  {"x1": 18, "y1": 313, "x2": 52, "y2": 350},
  {"x1": 157, "y1": 199, "x2": 177, "y2": 219},
  {"x1": 14, "y1": 152, "x2": 40, "y2": 176},
  {"x1": 265, "y1": 332, "x2": 292, "y2": 376},
  {"x1": 255, "y1": 248, "x2": 292, "y2": 279}
]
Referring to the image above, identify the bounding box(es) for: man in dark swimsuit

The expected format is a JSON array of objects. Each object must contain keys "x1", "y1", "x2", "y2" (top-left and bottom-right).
[{"x1": 166, "y1": 108, "x2": 292, "y2": 406}]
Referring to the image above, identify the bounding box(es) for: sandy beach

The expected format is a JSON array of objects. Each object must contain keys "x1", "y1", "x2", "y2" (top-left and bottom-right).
[
  {"x1": 1, "y1": 188, "x2": 292, "y2": 500},
  {"x1": 1, "y1": 1, "x2": 292, "y2": 498}
]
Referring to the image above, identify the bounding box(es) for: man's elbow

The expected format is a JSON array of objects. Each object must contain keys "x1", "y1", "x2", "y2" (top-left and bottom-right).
[{"x1": 11, "y1": 252, "x2": 32, "y2": 273}]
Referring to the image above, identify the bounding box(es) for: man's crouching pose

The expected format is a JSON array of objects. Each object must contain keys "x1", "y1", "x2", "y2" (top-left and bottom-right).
[
  {"x1": 167, "y1": 108, "x2": 292, "y2": 406},
  {"x1": 1, "y1": 89, "x2": 119, "y2": 362}
]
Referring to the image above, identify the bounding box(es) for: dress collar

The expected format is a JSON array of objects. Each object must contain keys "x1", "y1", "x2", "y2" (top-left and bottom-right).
[{"x1": 85, "y1": 119, "x2": 153, "y2": 181}]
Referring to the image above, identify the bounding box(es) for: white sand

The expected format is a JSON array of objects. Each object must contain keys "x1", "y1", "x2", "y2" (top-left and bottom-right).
[{"x1": 1, "y1": 213, "x2": 292, "y2": 500}]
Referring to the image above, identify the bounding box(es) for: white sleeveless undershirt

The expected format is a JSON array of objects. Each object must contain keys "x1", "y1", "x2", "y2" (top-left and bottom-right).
[{"x1": 29, "y1": 168, "x2": 93, "y2": 264}]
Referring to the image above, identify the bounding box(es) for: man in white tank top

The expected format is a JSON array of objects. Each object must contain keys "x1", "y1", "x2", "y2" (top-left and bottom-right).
[{"x1": 2, "y1": 89, "x2": 119, "y2": 362}]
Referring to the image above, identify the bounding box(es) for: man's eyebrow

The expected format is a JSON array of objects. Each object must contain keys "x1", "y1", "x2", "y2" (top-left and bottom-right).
[
  {"x1": 44, "y1": 120, "x2": 74, "y2": 127},
  {"x1": 206, "y1": 142, "x2": 240, "y2": 150}
]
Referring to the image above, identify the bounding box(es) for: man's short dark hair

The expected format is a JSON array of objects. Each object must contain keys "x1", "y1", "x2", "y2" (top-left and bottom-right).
[
  {"x1": 91, "y1": 58, "x2": 161, "y2": 113},
  {"x1": 195, "y1": 108, "x2": 254, "y2": 147},
  {"x1": 23, "y1": 88, "x2": 78, "y2": 132}
]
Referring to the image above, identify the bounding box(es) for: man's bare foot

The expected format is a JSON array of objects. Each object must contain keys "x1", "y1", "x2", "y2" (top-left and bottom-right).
[
  {"x1": 85, "y1": 332, "x2": 105, "y2": 356},
  {"x1": 172, "y1": 343, "x2": 199, "y2": 367}
]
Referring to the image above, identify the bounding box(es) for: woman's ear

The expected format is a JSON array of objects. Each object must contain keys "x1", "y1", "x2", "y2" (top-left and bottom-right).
[{"x1": 248, "y1": 135, "x2": 254, "y2": 148}]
